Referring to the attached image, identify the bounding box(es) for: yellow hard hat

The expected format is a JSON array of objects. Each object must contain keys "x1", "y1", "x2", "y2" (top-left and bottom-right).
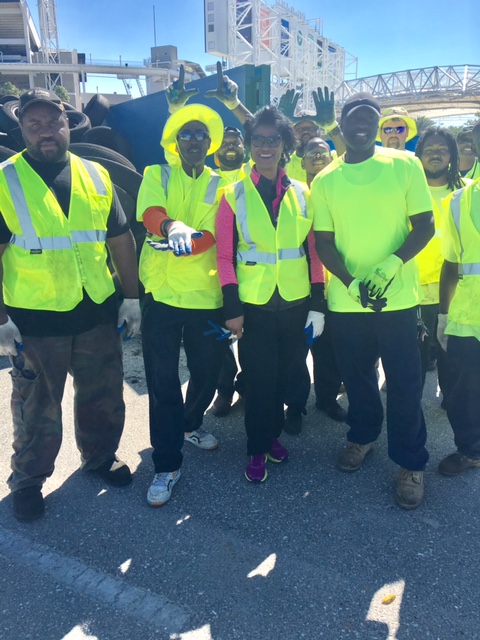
[
  {"x1": 377, "y1": 107, "x2": 418, "y2": 141},
  {"x1": 161, "y1": 104, "x2": 224, "y2": 158}
]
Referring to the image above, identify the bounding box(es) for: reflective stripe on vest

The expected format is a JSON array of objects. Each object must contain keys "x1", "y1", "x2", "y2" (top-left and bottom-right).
[
  {"x1": 3, "y1": 157, "x2": 108, "y2": 251},
  {"x1": 235, "y1": 181, "x2": 307, "y2": 264},
  {"x1": 449, "y1": 187, "x2": 480, "y2": 277},
  {"x1": 161, "y1": 165, "x2": 220, "y2": 205}
]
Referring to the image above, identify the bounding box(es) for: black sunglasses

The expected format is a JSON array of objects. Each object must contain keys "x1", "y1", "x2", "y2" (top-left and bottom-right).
[
  {"x1": 251, "y1": 134, "x2": 282, "y2": 148},
  {"x1": 10, "y1": 353, "x2": 43, "y2": 381},
  {"x1": 177, "y1": 131, "x2": 210, "y2": 142}
]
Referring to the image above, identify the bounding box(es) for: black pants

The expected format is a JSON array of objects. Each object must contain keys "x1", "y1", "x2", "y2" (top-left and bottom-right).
[
  {"x1": 446, "y1": 336, "x2": 480, "y2": 459},
  {"x1": 141, "y1": 296, "x2": 226, "y2": 472},
  {"x1": 216, "y1": 344, "x2": 245, "y2": 398},
  {"x1": 331, "y1": 307, "x2": 429, "y2": 471},
  {"x1": 241, "y1": 301, "x2": 309, "y2": 455},
  {"x1": 418, "y1": 303, "x2": 447, "y2": 395},
  {"x1": 311, "y1": 310, "x2": 343, "y2": 410}
]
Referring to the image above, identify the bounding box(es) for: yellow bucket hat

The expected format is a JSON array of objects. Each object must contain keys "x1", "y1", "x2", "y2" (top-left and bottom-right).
[
  {"x1": 377, "y1": 107, "x2": 418, "y2": 141},
  {"x1": 161, "y1": 104, "x2": 224, "y2": 159}
]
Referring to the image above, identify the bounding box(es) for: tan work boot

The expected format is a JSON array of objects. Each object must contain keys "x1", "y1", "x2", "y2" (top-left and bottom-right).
[
  {"x1": 395, "y1": 468, "x2": 424, "y2": 510},
  {"x1": 337, "y1": 442, "x2": 374, "y2": 472}
]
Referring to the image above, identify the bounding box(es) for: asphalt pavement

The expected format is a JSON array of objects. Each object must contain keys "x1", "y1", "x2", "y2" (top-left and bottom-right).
[{"x1": 0, "y1": 337, "x2": 479, "y2": 640}]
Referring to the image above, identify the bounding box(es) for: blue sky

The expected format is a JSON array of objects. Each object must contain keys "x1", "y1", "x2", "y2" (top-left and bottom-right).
[{"x1": 51, "y1": 0, "x2": 477, "y2": 95}]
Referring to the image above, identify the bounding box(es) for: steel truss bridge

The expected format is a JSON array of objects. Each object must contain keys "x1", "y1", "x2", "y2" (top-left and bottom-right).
[{"x1": 336, "y1": 65, "x2": 480, "y2": 117}]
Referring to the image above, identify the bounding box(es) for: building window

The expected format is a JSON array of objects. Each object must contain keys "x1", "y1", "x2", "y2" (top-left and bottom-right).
[
  {"x1": 208, "y1": 41, "x2": 215, "y2": 50},
  {"x1": 208, "y1": 13, "x2": 214, "y2": 23},
  {"x1": 207, "y1": 2, "x2": 214, "y2": 9},
  {"x1": 208, "y1": 24, "x2": 214, "y2": 32}
]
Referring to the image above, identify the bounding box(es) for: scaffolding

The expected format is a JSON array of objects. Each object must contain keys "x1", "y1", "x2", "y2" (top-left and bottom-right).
[{"x1": 205, "y1": 0, "x2": 357, "y2": 112}]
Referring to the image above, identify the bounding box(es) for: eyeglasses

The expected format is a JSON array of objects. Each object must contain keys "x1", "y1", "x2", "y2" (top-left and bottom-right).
[
  {"x1": 382, "y1": 126, "x2": 406, "y2": 135},
  {"x1": 177, "y1": 131, "x2": 210, "y2": 142},
  {"x1": 304, "y1": 150, "x2": 330, "y2": 159},
  {"x1": 10, "y1": 353, "x2": 39, "y2": 380},
  {"x1": 251, "y1": 134, "x2": 282, "y2": 148}
]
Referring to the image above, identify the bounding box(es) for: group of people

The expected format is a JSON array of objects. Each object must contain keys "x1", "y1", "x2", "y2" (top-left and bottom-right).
[{"x1": 0, "y1": 67, "x2": 479, "y2": 522}]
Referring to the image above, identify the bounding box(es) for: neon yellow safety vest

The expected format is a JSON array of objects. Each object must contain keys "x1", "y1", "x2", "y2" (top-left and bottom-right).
[
  {"x1": 0, "y1": 152, "x2": 115, "y2": 311},
  {"x1": 223, "y1": 176, "x2": 312, "y2": 305},
  {"x1": 445, "y1": 182, "x2": 480, "y2": 327},
  {"x1": 138, "y1": 164, "x2": 223, "y2": 309}
]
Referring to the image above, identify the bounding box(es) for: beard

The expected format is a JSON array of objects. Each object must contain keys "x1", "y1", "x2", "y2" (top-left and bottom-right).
[
  {"x1": 424, "y1": 167, "x2": 448, "y2": 180},
  {"x1": 217, "y1": 151, "x2": 244, "y2": 170},
  {"x1": 27, "y1": 138, "x2": 69, "y2": 163}
]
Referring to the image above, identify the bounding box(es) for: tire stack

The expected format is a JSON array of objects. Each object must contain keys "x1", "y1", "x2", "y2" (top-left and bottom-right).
[{"x1": 0, "y1": 93, "x2": 145, "y2": 257}]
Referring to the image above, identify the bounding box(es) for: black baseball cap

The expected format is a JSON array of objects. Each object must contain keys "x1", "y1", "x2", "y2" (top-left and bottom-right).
[
  {"x1": 223, "y1": 126, "x2": 244, "y2": 141},
  {"x1": 18, "y1": 88, "x2": 65, "y2": 116},
  {"x1": 456, "y1": 126, "x2": 473, "y2": 141},
  {"x1": 341, "y1": 92, "x2": 381, "y2": 120}
]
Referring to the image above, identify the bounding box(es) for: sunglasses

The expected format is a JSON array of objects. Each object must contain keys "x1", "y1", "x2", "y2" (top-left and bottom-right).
[
  {"x1": 177, "y1": 131, "x2": 210, "y2": 142},
  {"x1": 10, "y1": 353, "x2": 39, "y2": 380},
  {"x1": 382, "y1": 126, "x2": 406, "y2": 135},
  {"x1": 304, "y1": 150, "x2": 330, "y2": 159},
  {"x1": 251, "y1": 134, "x2": 282, "y2": 148}
]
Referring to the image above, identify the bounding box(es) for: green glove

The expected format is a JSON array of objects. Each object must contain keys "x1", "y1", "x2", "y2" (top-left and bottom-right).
[
  {"x1": 348, "y1": 279, "x2": 388, "y2": 312},
  {"x1": 165, "y1": 64, "x2": 199, "y2": 114},
  {"x1": 204, "y1": 61, "x2": 240, "y2": 110},
  {"x1": 278, "y1": 89, "x2": 300, "y2": 120},
  {"x1": 312, "y1": 86, "x2": 338, "y2": 131},
  {"x1": 363, "y1": 254, "x2": 403, "y2": 297}
]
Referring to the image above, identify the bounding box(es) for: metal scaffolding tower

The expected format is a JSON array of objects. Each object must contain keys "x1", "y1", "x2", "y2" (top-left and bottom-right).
[
  {"x1": 37, "y1": 0, "x2": 61, "y2": 88},
  {"x1": 204, "y1": 0, "x2": 357, "y2": 113}
]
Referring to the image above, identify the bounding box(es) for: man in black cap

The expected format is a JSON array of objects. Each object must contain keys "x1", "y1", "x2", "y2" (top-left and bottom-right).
[
  {"x1": 0, "y1": 88, "x2": 140, "y2": 522},
  {"x1": 312, "y1": 92, "x2": 434, "y2": 509}
]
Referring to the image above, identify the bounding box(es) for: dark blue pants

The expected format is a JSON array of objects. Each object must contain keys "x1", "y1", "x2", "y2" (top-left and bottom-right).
[
  {"x1": 141, "y1": 296, "x2": 226, "y2": 472},
  {"x1": 446, "y1": 336, "x2": 480, "y2": 459},
  {"x1": 241, "y1": 301, "x2": 309, "y2": 455},
  {"x1": 419, "y1": 303, "x2": 447, "y2": 396},
  {"x1": 330, "y1": 307, "x2": 429, "y2": 471},
  {"x1": 311, "y1": 310, "x2": 343, "y2": 410}
]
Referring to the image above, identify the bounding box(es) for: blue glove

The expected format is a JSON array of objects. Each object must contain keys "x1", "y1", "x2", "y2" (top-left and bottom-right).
[{"x1": 203, "y1": 321, "x2": 232, "y2": 341}]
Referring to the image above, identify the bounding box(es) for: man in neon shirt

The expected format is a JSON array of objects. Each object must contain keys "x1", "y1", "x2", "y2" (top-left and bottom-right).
[{"x1": 313, "y1": 92, "x2": 434, "y2": 509}]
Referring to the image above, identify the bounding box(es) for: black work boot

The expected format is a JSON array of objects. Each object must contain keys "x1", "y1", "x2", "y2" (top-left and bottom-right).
[
  {"x1": 91, "y1": 457, "x2": 132, "y2": 487},
  {"x1": 13, "y1": 486, "x2": 45, "y2": 522}
]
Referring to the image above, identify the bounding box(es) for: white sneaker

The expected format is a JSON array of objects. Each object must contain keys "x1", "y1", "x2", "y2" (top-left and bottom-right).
[
  {"x1": 147, "y1": 470, "x2": 181, "y2": 506},
  {"x1": 184, "y1": 429, "x2": 219, "y2": 450}
]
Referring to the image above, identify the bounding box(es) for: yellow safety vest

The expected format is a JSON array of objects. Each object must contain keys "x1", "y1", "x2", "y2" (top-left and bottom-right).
[
  {"x1": 138, "y1": 164, "x2": 223, "y2": 309},
  {"x1": 0, "y1": 152, "x2": 115, "y2": 311},
  {"x1": 223, "y1": 176, "x2": 312, "y2": 305},
  {"x1": 445, "y1": 182, "x2": 480, "y2": 327}
]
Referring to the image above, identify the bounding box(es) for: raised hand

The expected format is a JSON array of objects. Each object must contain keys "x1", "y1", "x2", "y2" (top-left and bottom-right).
[
  {"x1": 165, "y1": 64, "x2": 199, "y2": 113},
  {"x1": 204, "y1": 61, "x2": 240, "y2": 110},
  {"x1": 278, "y1": 89, "x2": 300, "y2": 120},
  {"x1": 312, "y1": 86, "x2": 337, "y2": 130}
]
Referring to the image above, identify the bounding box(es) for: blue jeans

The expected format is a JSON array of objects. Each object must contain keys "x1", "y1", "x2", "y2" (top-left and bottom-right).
[{"x1": 330, "y1": 307, "x2": 429, "y2": 471}]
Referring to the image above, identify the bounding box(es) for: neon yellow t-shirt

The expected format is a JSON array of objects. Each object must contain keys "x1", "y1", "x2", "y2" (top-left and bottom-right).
[
  {"x1": 285, "y1": 153, "x2": 306, "y2": 182},
  {"x1": 312, "y1": 147, "x2": 432, "y2": 312}
]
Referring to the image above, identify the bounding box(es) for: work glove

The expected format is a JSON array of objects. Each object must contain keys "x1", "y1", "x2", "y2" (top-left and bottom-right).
[
  {"x1": 304, "y1": 311, "x2": 325, "y2": 345},
  {"x1": 117, "y1": 299, "x2": 141, "y2": 339},
  {"x1": 363, "y1": 254, "x2": 403, "y2": 298},
  {"x1": 0, "y1": 316, "x2": 22, "y2": 356},
  {"x1": 165, "y1": 64, "x2": 199, "y2": 114},
  {"x1": 205, "y1": 61, "x2": 240, "y2": 110},
  {"x1": 348, "y1": 279, "x2": 388, "y2": 312},
  {"x1": 312, "y1": 86, "x2": 338, "y2": 132},
  {"x1": 167, "y1": 221, "x2": 203, "y2": 256},
  {"x1": 278, "y1": 89, "x2": 300, "y2": 120},
  {"x1": 437, "y1": 313, "x2": 449, "y2": 352}
]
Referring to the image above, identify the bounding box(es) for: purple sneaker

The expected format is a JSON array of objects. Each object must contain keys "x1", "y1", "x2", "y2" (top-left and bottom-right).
[
  {"x1": 267, "y1": 438, "x2": 289, "y2": 463},
  {"x1": 245, "y1": 454, "x2": 268, "y2": 482}
]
